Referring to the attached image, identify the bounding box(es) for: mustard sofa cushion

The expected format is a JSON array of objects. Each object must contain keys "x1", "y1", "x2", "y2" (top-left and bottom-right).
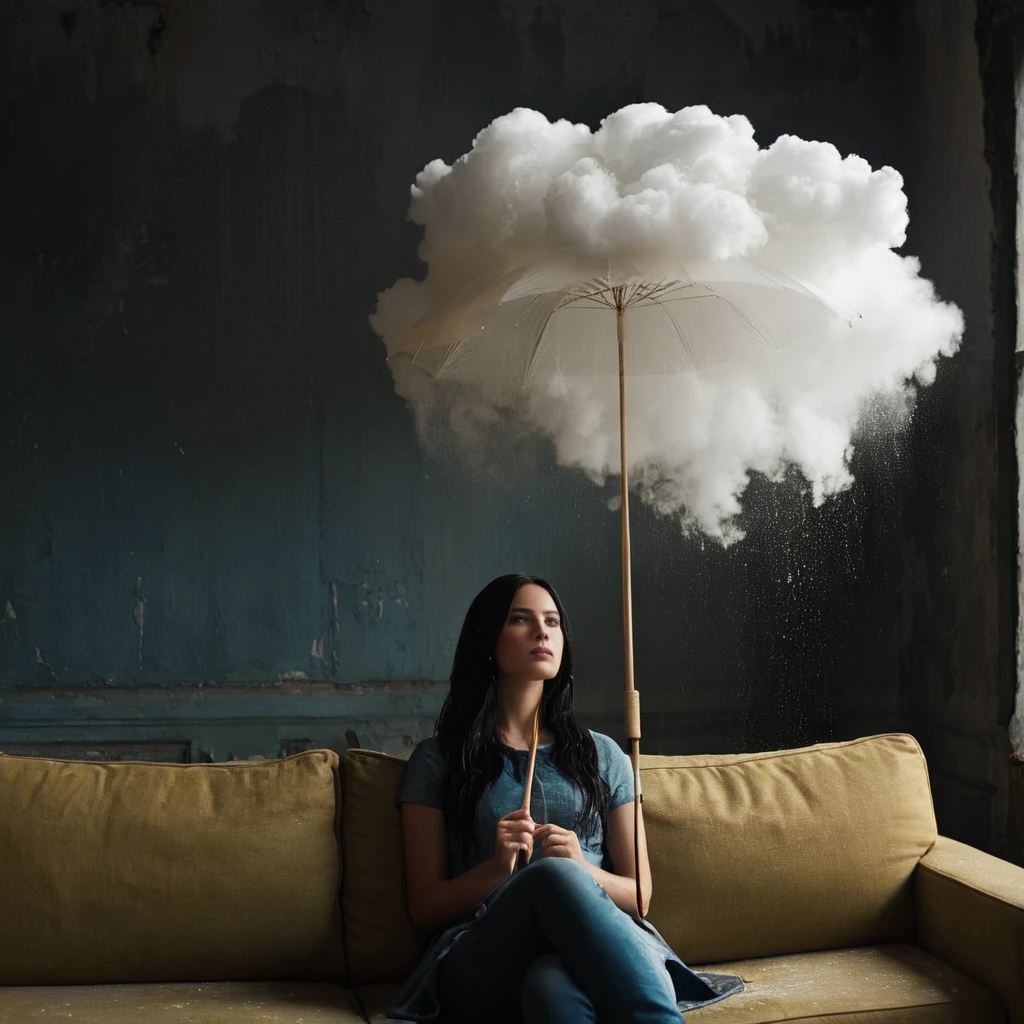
[
  {"x1": 0, "y1": 982, "x2": 365, "y2": 1024},
  {"x1": 0, "y1": 749, "x2": 345, "y2": 985},
  {"x1": 340, "y1": 749, "x2": 427, "y2": 988},
  {"x1": 353, "y1": 945, "x2": 1003, "y2": 1024},
  {"x1": 641, "y1": 733, "x2": 938, "y2": 963},
  {"x1": 338, "y1": 734, "x2": 937, "y2": 986},
  {"x1": 692, "y1": 945, "x2": 1004, "y2": 1023}
]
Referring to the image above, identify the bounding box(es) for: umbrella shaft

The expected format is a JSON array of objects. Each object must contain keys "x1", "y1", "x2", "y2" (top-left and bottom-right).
[
  {"x1": 617, "y1": 309, "x2": 636, "y2": 702},
  {"x1": 618, "y1": 301, "x2": 644, "y2": 921}
]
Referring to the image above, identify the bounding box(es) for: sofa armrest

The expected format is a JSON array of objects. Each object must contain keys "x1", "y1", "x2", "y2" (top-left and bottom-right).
[{"x1": 915, "y1": 835, "x2": 1024, "y2": 1024}]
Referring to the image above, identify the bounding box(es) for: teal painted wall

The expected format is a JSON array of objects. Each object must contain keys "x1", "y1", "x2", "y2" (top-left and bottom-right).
[{"x1": 0, "y1": 0, "x2": 1016, "y2": 853}]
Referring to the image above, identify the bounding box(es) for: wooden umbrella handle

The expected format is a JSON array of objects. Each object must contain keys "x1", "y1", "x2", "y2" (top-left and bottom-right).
[
  {"x1": 511, "y1": 703, "x2": 541, "y2": 874},
  {"x1": 522, "y1": 703, "x2": 540, "y2": 813}
]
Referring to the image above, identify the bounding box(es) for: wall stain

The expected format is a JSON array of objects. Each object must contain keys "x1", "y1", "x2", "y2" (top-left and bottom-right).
[
  {"x1": 133, "y1": 576, "x2": 145, "y2": 669},
  {"x1": 34, "y1": 647, "x2": 60, "y2": 684}
]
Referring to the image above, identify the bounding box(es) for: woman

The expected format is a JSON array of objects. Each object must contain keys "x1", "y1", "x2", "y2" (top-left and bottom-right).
[{"x1": 388, "y1": 574, "x2": 742, "y2": 1023}]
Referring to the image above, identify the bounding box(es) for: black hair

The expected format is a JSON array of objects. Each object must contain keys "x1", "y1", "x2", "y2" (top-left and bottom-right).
[{"x1": 434, "y1": 574, "x2": 607, "y2": 868}]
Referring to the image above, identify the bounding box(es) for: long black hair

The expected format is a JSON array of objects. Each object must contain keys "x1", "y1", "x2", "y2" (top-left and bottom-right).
[{"x1": 434, "y1": 574, "x2": 607, "y2": 868}]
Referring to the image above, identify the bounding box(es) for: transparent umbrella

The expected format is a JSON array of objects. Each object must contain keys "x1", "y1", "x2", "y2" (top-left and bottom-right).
[
  {"x1": 398, "y1": 251, "x2": 844, "y2": 383},
  {"x1": 392, "y1": 249, "x2": 852, "y2": 917}
]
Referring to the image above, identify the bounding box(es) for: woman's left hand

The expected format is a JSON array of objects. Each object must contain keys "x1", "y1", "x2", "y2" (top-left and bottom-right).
[{"x1": 533, "y1": 823, "x2": 585, "y2": 863}]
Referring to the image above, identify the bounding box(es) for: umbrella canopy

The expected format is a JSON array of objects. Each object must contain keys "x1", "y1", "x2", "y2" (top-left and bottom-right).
[
  {"x1": 392, "y1": 252, "x2": 852, "y2": 385},
  {"x1": 392, "y1": 249, "x2": 853, "y2": 919}
]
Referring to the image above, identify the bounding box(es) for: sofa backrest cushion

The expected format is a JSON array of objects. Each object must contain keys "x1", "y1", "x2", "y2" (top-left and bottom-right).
[
  {"x1": 340, "y1": 749, "x2": 426, "y2": 987},
  {"x1": 0, "y1": 749, "x2": 345, "y2": 985},
  {"x1": 641, "y1": 732, "x2": 937, "y2": 962},
  {"x1": 340, "y1": 733, "x2": 937, "y2": 982}
]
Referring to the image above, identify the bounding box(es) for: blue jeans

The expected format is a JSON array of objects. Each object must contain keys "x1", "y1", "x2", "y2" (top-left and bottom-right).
[{"x1": 435, "y1": 858, "x2": 683, "y2": 1024}]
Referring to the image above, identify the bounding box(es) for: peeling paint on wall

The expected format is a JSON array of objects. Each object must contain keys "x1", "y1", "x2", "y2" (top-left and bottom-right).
[
  {"x1": 133, "y1": 576, "x2": 145, "y2": 669},
  {"x1": 328, "y1": 581, "x2": 340, "y2": 679},
  {"x1": 33, "y1": 647, "x2": 60, "y2": 684}
]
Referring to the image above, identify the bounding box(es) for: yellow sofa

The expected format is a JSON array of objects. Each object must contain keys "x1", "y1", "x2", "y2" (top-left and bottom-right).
[{"x1": 1, "y1": 733, "x2": 1021, "y2": 1023}]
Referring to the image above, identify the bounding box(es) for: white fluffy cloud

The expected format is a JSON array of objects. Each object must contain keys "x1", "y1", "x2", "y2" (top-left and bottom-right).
[{"x1": 371, "y1": 104, "x2": 963, "y2": 542}]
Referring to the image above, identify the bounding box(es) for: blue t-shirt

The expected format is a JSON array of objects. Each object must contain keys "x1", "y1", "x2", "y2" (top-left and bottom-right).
[{"x1": 397, "y1": 730, "x2": 635, "y2": 878}]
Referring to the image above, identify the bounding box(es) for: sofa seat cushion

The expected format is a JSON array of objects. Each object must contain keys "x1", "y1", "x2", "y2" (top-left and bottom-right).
[
  {"x1": 352, "y1": 945, "x2": 1003, "y2": 1023},
  {"x1": 694, "y1": 945, "x2": 1004, "y2": 1023},
  {"x1": 0, "y1": 982, "x2": 365, "y2": 1024}
]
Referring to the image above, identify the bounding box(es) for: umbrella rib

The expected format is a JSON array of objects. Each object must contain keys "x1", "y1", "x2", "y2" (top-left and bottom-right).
[
  {"x1": 627, "y1": 279, "x2": 687, "y2": 307},
  {"x1": 408, "y1": 335, "x2": 430, "y2": 365},
  {"x1": 438, "y1": 340, "x2": 461, "y2": 376},
  {"x1": 654, "y1": 286, "x2": 774, "y2": 346},
  {"x1": 405, "y1": 320, "x2": 448, "y2": 367},
  {"x1": 561, "y1": 290, "x2": 614, "y2": 309},
  {"x1": 698, "y1": 284, "x2": 772, "y2": 345},
  {"x1": 648, "y1": 289, "x2": 711, "y2": 305},
  {"x1": 660, "y1": 301, "x2": 701, "y2": 368},
  {"x1": 520, "y1": 303, "x2": 562, "y2": 387},
  {"x1": 513, "y1": 294, "x2": 547, "y2": 326},
  {"x1": 651, "y1": 280, "x2": 685, "y2": 302},
  {"x1": 640, "y1": 280, "x2": 672, "y2": 303},
  {"x1": 557, "y1": 279, "x2": 617, "y2": 310},
  {"x1": 636, "y1": 280, "x2": 698, "y2": 304}
]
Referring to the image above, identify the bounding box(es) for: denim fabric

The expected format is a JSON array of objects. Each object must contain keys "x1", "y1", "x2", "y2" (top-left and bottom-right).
[
  {"x1": 386, "y1": 858, "x2": 743, "y2": 1023},
  {"x1": 397, "y1": 732, "x2": 634, "y2": 878}
]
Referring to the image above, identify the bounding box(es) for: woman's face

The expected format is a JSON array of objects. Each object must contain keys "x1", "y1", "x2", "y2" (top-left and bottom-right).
[{"x1": 494, "y1": 583, "x2": 564, "y2": 682}]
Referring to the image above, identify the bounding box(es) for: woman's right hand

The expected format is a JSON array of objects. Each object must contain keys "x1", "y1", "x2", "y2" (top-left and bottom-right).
[{"x1": 493, "y1": 808, "x2": 535, "y2": 872}]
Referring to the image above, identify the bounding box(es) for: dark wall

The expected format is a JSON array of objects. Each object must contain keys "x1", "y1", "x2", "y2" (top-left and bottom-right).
[
  {"x1": 0, "y1": 0, "x2": 1015, "y2": 853},
  {"x1": 893, "y1": 0, "x2": 1020, "y2": 856}
]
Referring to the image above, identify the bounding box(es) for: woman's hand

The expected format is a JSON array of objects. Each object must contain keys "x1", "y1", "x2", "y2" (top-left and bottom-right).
[
  {"x1": 533, "y1": 823, "x2": 585, "y2": 864},
  {"x1": 493, "y1": 809, "x2": 535, "y2": 873}
]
